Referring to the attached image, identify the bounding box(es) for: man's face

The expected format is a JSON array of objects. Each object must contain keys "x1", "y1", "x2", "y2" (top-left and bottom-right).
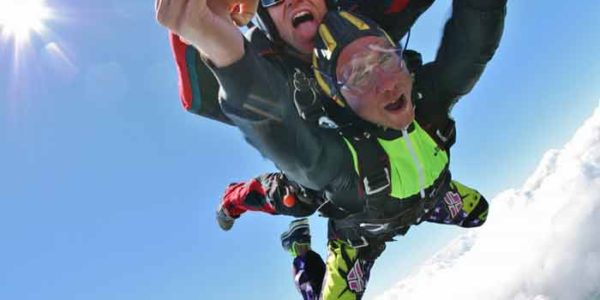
[
  {"x1": 335, "y1": 36, "x2": 415, "y2": 130},
  {"x1": 266, "y1": 0, "x2": 327, "y2": 54}
]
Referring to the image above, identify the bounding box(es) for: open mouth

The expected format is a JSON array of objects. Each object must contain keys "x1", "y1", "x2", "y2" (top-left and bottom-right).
[
  {"x1": 384, "y1": 94, "x2": 408, "y2": 112},
  {"x1": 292, "y1": 11, "x2": 314, "y2": 28}
]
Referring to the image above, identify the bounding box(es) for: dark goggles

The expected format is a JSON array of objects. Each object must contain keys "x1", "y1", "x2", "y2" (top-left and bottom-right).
[{"x1": 260, "y1": 0, "x2": 284, "y2": 8}]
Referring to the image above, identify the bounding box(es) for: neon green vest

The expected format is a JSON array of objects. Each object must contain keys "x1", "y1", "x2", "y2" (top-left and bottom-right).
[{"x1": 343, "y1": 121, "x2": 448, "y2": 200}]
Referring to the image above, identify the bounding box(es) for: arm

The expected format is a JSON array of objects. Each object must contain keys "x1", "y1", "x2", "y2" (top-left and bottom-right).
[
  {"x1": 170, "y1": 33, "x2": 233, "y2": 124},
  {"x1": 342, "y1": 0, "x2": 436, "y2": 42},
  {"x1": 415, "y1": 0, "x2": 507, "y2": 126},
  {"x1": 210, "y1": 34, "x2": 354, "y2": 192}
]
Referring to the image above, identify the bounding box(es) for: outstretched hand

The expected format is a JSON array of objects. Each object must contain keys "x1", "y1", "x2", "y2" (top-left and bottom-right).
[
  {"x1": 155, "y1": 0, "x2": 246, "y2": 67},
  {"x1": 156, "y1": 0, "x2": 257, "y2": 34},
  {"x1": 156, "y1": 0, "x2": 222, "y2": 43}
]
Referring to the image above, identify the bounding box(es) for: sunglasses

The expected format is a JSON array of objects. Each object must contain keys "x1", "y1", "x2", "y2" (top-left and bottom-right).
[{"x1": 260, "y1": 0, "x2": 285, "y2": 8}]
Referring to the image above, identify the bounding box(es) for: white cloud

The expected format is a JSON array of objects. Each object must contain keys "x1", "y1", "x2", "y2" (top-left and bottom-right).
[{"x1": 375, "y1": 104, "x2": 600, "y2": 300}]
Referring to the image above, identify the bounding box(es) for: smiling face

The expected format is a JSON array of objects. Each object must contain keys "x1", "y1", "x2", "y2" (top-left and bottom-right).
[
  {"x1": 335, "y1": 36, "x2": 415, "y2": 130},
  {"x1": 266, "y1": 0, "x2": 327, "y2": 54}
]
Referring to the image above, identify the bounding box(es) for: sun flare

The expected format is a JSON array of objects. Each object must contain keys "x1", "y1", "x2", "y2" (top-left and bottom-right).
[{"x1": 0, "y1": 0, "x2": 52, "y2": 43}]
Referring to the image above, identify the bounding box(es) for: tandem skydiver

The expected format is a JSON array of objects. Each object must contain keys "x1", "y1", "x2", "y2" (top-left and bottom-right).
[
  {"x1": 156, "y1": 1, "x2": 441, "y2": 298},
  {"x1": 156, "y1": 0, "x2": 506, "y2": 298}
]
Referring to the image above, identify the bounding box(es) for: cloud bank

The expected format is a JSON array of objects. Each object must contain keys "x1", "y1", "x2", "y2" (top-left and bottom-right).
[{"x1": 376, "y1": 105, "x2": 600, "y2": 300}]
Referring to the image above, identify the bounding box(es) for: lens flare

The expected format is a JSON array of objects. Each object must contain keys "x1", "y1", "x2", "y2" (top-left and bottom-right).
[{"x1": 0, "y1": 0, "x2": 52, "y2": 44}]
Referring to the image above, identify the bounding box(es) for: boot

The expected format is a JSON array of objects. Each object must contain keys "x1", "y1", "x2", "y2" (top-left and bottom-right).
[{"x1": 216, "y1": 205, "x2": 236, "y2": 231}]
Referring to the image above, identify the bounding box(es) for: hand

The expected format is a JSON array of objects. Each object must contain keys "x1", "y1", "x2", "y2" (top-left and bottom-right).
[
  {"x1": 156, "y1": 0, "x2": 213, "y2": 43},
  {"x1": 228, "y1": 0, "x2": 259, "y2": 26},
  {"x1": 156, "y1": 0, "x2": 245, "y2": 66}
]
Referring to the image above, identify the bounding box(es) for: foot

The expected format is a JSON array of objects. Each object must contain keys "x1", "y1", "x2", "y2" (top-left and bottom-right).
[{"x1": 216, "y1": 205, "x2": 236, "y2": 231}]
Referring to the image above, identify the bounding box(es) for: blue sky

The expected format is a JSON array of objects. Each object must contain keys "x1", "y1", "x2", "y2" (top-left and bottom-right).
[{"x1": 0, "y1": 0, "x2": 599, "y2": 299}]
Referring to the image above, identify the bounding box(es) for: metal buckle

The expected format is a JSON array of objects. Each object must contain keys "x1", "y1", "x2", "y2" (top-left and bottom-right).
[
  {"x1": 347, "y1": 236, "x2": 369, "y2": 249},
  {"x1": 359, "y1": 223, "x2": 390, "y2": 234},
  {"x1": 435, "y1": 119, "x2": 456, "y2": 148},
  {"x1": 363, "y1": 168, "x2": 390, "y2": 195},
  {"x1": 436, "y1": 129, "x2": 449, "y2": 143},
  {"x1": 318, "y1": 116, "x2": 339, "y2": 129}
]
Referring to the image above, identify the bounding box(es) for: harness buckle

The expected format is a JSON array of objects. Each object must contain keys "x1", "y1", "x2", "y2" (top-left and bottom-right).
[
  {"x1": 363, "y1": 167, "x2": 390, "y2": 195},
  {"x1": 435, "y1": 118, "x2": 456, "y2": 149},
  {"x1": 347, "y1": 236, "x2": 369, "y2": 249},
  {"x1": 359, "y1": 223, "x2": 390, "y2": 234}
]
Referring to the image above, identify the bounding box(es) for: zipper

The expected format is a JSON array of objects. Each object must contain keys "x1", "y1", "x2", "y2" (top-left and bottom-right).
[{"x1": 402, "y1": 128, "x2": 426, "y2": 199}]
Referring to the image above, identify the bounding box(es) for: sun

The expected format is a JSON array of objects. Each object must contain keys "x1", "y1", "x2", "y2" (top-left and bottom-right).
[{"x1": 0, "y1": 0, "x2": 52, "y2": 44}]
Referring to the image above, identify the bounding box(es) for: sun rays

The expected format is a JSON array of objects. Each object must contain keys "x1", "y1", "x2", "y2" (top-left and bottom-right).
[{"x1": 0, "y1": 0, "x2": 53, "y2": 45}]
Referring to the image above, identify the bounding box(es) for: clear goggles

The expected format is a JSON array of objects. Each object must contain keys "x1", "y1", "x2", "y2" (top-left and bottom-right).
[
  {"x1": 282, "y1": 235, "x2": 310, "y2": 251},
  {"x1": 287, "y1": 242, "x2": 310, "y2": 257},
  {"x1": 260, "y1": 0, "x2": 284, "y2": 8},
  {"x1": 337, "y1": 44, "x2": 406, "y2": 96}
]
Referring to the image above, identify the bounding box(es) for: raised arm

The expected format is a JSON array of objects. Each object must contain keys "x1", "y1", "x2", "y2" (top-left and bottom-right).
[
  {"x1": 155, "y1": 0, "x2": 245, "y2": 67},
  {"x1": 415, "y1": 0, "x2": 507, "y2": 124}
]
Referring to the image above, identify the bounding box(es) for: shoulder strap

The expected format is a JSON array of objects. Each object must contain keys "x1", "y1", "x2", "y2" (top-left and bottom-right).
[{"x1": 343, "y1": 134, "x2": 391, "y2": 211}]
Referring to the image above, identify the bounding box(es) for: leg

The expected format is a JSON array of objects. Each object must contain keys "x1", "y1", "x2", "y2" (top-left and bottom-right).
[
  {"x1": 292, "y1": 250, "x2": 326, "y2": 300},
  {"x1": 217, "y1": 173, "x2": 321, "y2": 230},
  {"x1": 220, "y1": 175, "x2": 276, "y2": 218},
  {"x1": 426, "y1": 180, "x2": 489, "y2": 228},
  {"x1": 281, "y1": 219, "x2": 326, "y2": 300},
  {"x1": 320, "y1": 240, "x2": 382, "y2": 300},
  {"x1": 221, "y1": 172, "x2": 322, "y2": 217}
]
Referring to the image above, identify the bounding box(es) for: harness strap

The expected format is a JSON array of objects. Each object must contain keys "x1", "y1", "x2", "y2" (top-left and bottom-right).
[
  {"x1": 434, "y1": 118, "x2": 456, "y2": 151},
  {"x1": 330, "y1": 166, "x2": 452, "y2": 249},
  {"x1": 343, "y1": 134, "x2": 392, "y2": 210}
]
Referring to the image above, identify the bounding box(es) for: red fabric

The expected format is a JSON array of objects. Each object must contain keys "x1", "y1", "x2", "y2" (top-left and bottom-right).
[
  {"x1": 385, "y1": 0, "x2": 410, "y2": 14},
  {"x1": 169, "y1": 33, "x2": 193, "y2": 111},
  {"x1": 221, "y1": 179, "x2": 275, "y2": 217}
]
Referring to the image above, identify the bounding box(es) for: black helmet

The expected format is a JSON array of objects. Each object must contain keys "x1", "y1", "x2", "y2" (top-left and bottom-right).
[
  {"x1": 312, "y1": 10, "x2": 395, "y2": 129},
  {"x1": 255, "y1": 4, "x2": 281, "y2": 43}
]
